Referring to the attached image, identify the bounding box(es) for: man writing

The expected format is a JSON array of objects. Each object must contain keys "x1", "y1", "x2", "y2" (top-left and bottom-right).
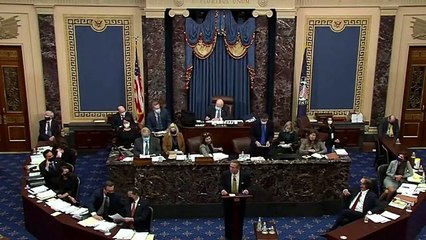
[
  {"x1": 133, "y1": 127, "x2": 162, "y2": 156},
  {"x1": 205, "y1": 98, "x2": 230, "y2": 121},
  {"x1": 88, "y1": 181, "x2": 125, "y2": 221},
  {"x1": 220, "y1": 160, "x2": 251, "y2": 240}
]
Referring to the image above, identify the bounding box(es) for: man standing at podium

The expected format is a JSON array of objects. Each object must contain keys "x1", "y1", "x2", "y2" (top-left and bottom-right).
[{"x1": 220, "y1": 160, "x2": 251, "y2": 240}]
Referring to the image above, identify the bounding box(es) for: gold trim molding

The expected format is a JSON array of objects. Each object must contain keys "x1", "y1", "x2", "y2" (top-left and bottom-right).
[
  {"x1": 64, "y1": 15, "x2": 134, "y2": 119},
  {"x1": 305, "y1": 16, "x2": 370, "y2": 116}
]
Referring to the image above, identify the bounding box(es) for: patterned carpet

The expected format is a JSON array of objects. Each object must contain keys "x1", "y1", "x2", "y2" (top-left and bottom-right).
[{"x1": 1, "y1": 150, "x2": 425, "y2": 240}]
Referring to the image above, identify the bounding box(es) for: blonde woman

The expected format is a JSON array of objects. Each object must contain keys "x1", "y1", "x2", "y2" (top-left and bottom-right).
[{"x1": 162, "y1": 123, "x2": 186, "y2": 154}]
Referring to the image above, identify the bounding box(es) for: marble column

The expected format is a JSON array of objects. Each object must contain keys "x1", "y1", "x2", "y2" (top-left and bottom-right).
[
  {"x1": 371, "y1": 16, "x2": 395, "y2": 126},
  {"x1": 252, "y1": 16, "x2": 269, "y2": 117},
  {"x1": 142, "y1": 17, "x2": 166, "y2": 107},
  {"x1": 172, "y1": 16, "x2": 187, "y2": 117},
  {"x1": 38, "y1": 14, "x2": 61, "y2": 122},
  {"x1": 273, "y1": 18, "x2": 296, "y2": 127}
]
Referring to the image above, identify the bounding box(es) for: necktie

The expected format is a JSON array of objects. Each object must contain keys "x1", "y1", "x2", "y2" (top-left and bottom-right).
[
  {"x1": 350, "y1": 192, "x2": 362, "y2": 211},
  {"x1": 388, "y1": 124, "x2": 394, "y2": 137},
  {"x1": 260, "y1": 124, "x2": 266, "y2": 145},
  {"x1": 131, "y1": 202, "x2": 136, "y2": 217},
  {"x1": 144, "y1": 141, "x2": 149, "y2": 155},
  {"x1": 156, "y1": 113, "x2": 163, "y2": 130},
  {"x1": 104, "y1": 196, "x2": 110, "y2": 217},
  {"x1": 97, "y1": 195, "x2": 109, "y2": 216},
  {"x1": 47, "y1": 121, "x2": 52, "y2": 136},
  {"x1": 232, "y1": 175, "x2": 238, "y2": 193}
]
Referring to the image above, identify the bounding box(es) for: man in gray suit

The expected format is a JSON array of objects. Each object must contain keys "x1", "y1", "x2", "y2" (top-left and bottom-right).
[{"x1": 134, "y1": 127, "x2": 162, "y2": 156}]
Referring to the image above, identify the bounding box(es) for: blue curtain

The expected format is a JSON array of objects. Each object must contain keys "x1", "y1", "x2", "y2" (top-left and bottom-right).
[{"x1": 185, "y1": 10, "x2": 255, "y2": 119}]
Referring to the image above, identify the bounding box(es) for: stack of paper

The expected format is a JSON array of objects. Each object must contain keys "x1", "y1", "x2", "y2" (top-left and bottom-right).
[
  {"x1": 189, "y1": 154, "x2": 204, "y2": 162},
  {"x1": 46, "y1": 198, "x2": 71, "y2": 211},
  {"x1": 335, "y1": 149, "x2": 348, "y2": 156},
  {"x1": 131, "y1": 232, "x2": 149, "y2": 240},
  {"x1": 63, "y1": 205, "x2": 79, "y2": 214},
  {"x1": 416, "y1": 183, "x2": 426, "y2": 192},
  {"x1": 250, "y1": 156, "x2": 265, "y2": 161},
  {"x1": 30, "y1": 154, "x2": 45, "y2": 165},
  {"x1": 94, "y1": 221, "x2": 116, "y2": 233},
  {"x1": 397, "y1": 183, "x2": 417, "y2": 195},
  {"x1": 311, "y1": 153, "x2": 324, "y2": 159},
  {"x1": 113, "y1": 229, "x2": 135, "y2": 239},
  {"x1": 381, "y1": 210, "x2": 400, "y2": 220},
  {"x1": 36, "y1": 189, "x2": 56, "y2": 200},
  {"x1": 213, "y1": 153, "x2": 229, "y2": 161},
  {"x1": 367, "y1": 214, "x2": 391, "y2": 223},
  {"x1": 388, "y1": 198, "x2": 408, "y2": 209},
  {"x1": 78, "y1": 217, "x2": 100, "y2": 227},
  {"x1": 151, "y1": 156, "x2": 166, "y2": 162},
  {"x1": 28, "y1": 185, "x2": 48, "y2": 195},
  {"x1": 71, "y1": 207, "x2": 89, "y2": 216},
  {"x1": 408, "y1": 172, "x2": 423, "y2": 183}
]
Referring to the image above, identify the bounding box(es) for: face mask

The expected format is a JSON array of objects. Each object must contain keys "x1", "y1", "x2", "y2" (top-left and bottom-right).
[
  {"x1": 143, "y1": 136, "x2": 150, "y2": 141},
  {"x1": 170, "y1": 130, "x2": 177, "y2": 135},
  {"x1": 261, "y1": 120, "x2": 267, "y2": 125},
  {"x1": 45, "y1": 116, "x2": 51, "y2": 120},
  {"x1": 397, "y1": 157, "x2": 404, "y2": 162},
  {"x1": 123, "y1": 123, "x2": 130, "y2": 128},
  {"x1": 215, "y1": 106, "x2": 221, "y2": 111},
  {"x1": 128, "y1": 197, "x2": 134, "y2": 202},
  {"x1": 106, "y1": 192, "x2": 114, "y2": 198},
  {"x1": 155, "y1": 109, "x2": 161, "y2": 114},
  {"x1": 327, "y1": 120, "x2": 333, "y2": 125},
  {"x1": 120, "y1": 113, "x2": 125, "y2": 117}
]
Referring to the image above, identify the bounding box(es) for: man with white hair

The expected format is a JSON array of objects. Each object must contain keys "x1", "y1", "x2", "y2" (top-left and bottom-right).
[
  {"x1": 205, "y1": 98, "x2": 230, "y2": 121},
  {"x1": 38, "y1": 110, "x2": 61, "y2": 141},
  {"x1": 378, "y1": 115, "x2": 399, "y2": 139},
  {"x1": 111, "y1": 105, "x2": 136, "y2": 129}
]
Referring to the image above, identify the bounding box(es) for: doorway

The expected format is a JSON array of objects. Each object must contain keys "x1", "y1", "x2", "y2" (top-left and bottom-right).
[
  {"x1": 0, "y1": 46, "x2": 30, "y2": 151},
  {"x1": 401, "y1": 46, "x2": 426, "y2": 147}
]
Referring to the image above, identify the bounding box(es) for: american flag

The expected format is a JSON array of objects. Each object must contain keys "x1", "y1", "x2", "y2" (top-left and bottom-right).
[
  {"x1": 297, "y1": 48, "x2": 308, "y2": 117},
  {"x1": 134, "y1": 49, "x2": 144, "y2": 123}
]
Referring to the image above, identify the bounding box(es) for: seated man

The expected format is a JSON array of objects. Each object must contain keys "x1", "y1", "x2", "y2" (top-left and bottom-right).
[
  {"x1": 38, "y1": 110, "x2": 61, "y2": 141},
  {"x1": 250, "y1": 113, "x2": 274, "y2": 158},
  {"x1": 146, "y1": 101, "x2": 171, "y2": 132},
  {"x1": 88, "y1": 181, "x2": 125, "y2": 221},
  {"x1": 378, "y1": 115, "x2": 399, "y2": 139},
  {"x1": 133, "y1": 127, "x2": 162, "y2": 156},
  {"x1": 111, "y1": 105, "x2": 136, "y2": 129},
  {"x1": 328, "y1": 177, "x2": 382, "y2": 231},
  {"x1": 205, "y1": 98, "x2": 230, "y2": 121},
  {"x1": 122, "y1": 188, "x2": 151, "y2": 232},
  {"x1": 39, "y1": 149, "x2": 65, "y2": 190}
]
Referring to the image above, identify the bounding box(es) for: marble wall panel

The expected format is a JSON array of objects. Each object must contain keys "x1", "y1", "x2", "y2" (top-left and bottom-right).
[
  {"x1": 252, "y1": 17, "x2": 269, "y2": 118},
  {"x1": 274, "y1": 18, "x2": 296, "y2": 128},
  {"x1": 371, "y1": 16, "x2": 395, "y2": 126},
  {"x1": 172, "y1": 16, "x2": 187, "y2": 117},
  {"x1": 142, "y1": 17, "x2": 166, "y2": 107},
  {"x1": 38, "y1": 15, "x2": 61, "y2": 123}
]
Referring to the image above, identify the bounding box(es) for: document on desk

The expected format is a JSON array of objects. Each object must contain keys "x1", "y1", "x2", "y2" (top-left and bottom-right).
[
  {"x1": 36, "y1": 189, "x2": 56, "y2": 200},
  {"x1": 113, "y1": 228, "x2": 135, "y2": 239},
  {"x1": 335, "y1": 149, "x2": 348, "y2": 156},
  {"x1": 367, "y1": 214, "x2": 391, "y2": 223},
  {"x1": 28, "y1": 185, "x2": 48, "y2": 195},
  {"x1": 388, "y1": 198, "x2": 408, "y2": 209},
  {"x1": 30, "y1": 154, "x2": 45, "y2": 164},
  {"x1": 311, "y1": 153, "x2": 324, "y2": 159},
  {"x1": 78, "y1": 216, "x2": 100, "y2": 227},
  {"x1": 131, "y1": 232, "x2": 149, "y2": 240},
  {"x1": 213, "y1": 152, "x2": 229, "y2": 161},
  {"x1": 397, "y1": 183, "x2": 417, "y2": 195},
  {"x1": 94, "y1": 221, "x2": 117, "y2": 233},
  {"x1": 381, "y1": 210, "x2": 400, "y2": 220}
]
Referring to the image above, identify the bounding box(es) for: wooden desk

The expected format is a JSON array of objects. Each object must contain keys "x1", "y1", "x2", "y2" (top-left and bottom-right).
[
  {"x1": 253, "y1": 222, "x2": 279, "y2": 240},
  {"x1": 180, "y1": 125, "x2": 251, "y2": 153},
  {"x1": 325, "y1": 191, "x2": 426, "y2": 240},
  {"x1": 314, "y1": 122, "x2": 366, "y2": 149},
  {"x1": 65, "y1": 122, "x2": 114, "y2": 150},
  {"x1": 379, "y1": 136, "x2": 411, "y2": 159}
]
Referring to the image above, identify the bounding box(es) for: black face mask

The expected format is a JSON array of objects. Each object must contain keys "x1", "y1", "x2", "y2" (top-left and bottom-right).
[
  {"x1": 45, "y1": 117, "x2": 51, "y2": 120},
  {"x1": 170, "y1": 131, "x2": 177, "y2": 135},
  {"x1": 128, "y1": 197, "x2": 134, "y2": 202},
  {"x1": 106, "y1": 192, "x2": 114, "y2": 198}
]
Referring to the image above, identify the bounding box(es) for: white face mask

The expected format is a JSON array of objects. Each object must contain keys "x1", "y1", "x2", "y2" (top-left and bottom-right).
[
  {"x1": 123, "y1": 123, "x2": 130, "y2": 128},
  {"x1": 261, "y1": 120, "x2": 267, "y2": 125},
  {"x1": 215, "y1": 106, "x2": 222, "y2": 111},
  {"x1": 154, "y1": 109, "x2": 161, "y2": 114},
  {"x1": 327, "y1": 120, "x2": 333, "y2": 125}
]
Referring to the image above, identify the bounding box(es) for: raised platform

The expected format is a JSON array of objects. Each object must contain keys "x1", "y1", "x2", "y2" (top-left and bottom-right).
[{"x1": 108, "y1": 151, "x2": 351, "y2": 218}]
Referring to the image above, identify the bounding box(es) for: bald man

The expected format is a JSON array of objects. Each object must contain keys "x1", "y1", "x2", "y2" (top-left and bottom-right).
[
  {"x1": 111, "y1": 105, "x2": 136, "y2": 129},
  {"x1": 38, "y1": 111, "x2": 61, "y2": 141},
  {"x1": 205, "y1": 99, "x2": 231, "y2": 121},
  {"x1": 378, "y1": 115, "x2": 400, "y2": 139},
  {"x1": 133, "y1": 127, "x2": 162, "y2": 156}
]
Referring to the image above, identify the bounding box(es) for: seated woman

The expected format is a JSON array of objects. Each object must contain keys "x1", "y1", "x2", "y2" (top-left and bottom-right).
[
  {"x1": 53, "y1": 136, "x2": 77, "y2": 167},
  {"x1": 199, "y1": 132, "x2": 223, "y2": 156},
  {"x1": 116, "y1": 118, "x2": 140, "y2": 149},
  {"x1": 275, "y1": 121, "x2": 298, "y2": 154},
  {"x1": 380, "y1": 152, "x2": 414, "y2": 201},
  {"x1": 299, "y1": 129, "x2": 327, "y2": 155},
  {"x1": 162, "y1": 123, "x2": 186, "y2": 154},
  {"x1": 56, "y1": 165, "x2": 79, "y2": 204},
  {"x1": 323, "y1": 118, "x2": 340, "y2": 152}
]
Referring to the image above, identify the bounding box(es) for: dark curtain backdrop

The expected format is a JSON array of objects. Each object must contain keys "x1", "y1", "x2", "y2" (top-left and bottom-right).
[{"x1": 185, "y1": 10, "x2": 255, "y2": 119}]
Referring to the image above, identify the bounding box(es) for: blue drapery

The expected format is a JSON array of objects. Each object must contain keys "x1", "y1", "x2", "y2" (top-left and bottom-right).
[{"x1": 185, "y1": 10, "x2": 255, "y2": 119}]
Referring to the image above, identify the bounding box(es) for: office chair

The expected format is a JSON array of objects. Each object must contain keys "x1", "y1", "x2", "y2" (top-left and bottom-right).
[
  {"x1": 232, "y1": 137, "x2": 251, "y2": 154},
  {"x1": 148, "y1": 206, "x2": 154, "y2": 233},
  {"x1": 377, "y1": 164, "x2": 389, "y2": 195},
  {"x1": 212, "y1": 96, "x2": 234, "y2": 118},
  {"x1": 186, "y1": 136, "x2": 202, "y2": 154},
  {"x1": 296, "y1": 116, "x2": 328, "y2": 141}
]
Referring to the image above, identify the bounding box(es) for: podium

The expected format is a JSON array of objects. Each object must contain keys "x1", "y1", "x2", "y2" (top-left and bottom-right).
[{"x1": 221, "y1": 194, "x2": 253, "y2": 240}]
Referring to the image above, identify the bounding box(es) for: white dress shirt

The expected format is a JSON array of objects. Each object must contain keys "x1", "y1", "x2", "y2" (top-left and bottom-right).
[{"x1": 349, "y1": 189, "x2": 369, "y2": 213}]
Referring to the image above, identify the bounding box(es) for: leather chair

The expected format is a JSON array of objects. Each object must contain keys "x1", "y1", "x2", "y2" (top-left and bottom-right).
[
  {"x1": 186, "y1": 136, "x2": 202, "y2": 154},
  {"x1": 148, "y1": 206, "x2": 154, "y2": 233},
  {"x1": 212, "y1": 96, "x2": 234, "y2": 118},
  {"x1": 296, "y1": 116, "x2": 328, "y2": 141},
  {"x1": 377, "y1": 164, "x2": 389, "y2": 195},
  {"x1": 232, "y1": 137, "x2": 251, "y2": 154}
]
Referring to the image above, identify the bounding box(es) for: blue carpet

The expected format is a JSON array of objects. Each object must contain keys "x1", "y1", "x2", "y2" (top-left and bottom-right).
[{"x1": 1, "y1": 150, "x2": 425, "y2": 239}]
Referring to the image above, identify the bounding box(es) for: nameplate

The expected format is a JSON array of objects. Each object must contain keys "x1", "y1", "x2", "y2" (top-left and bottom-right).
[
  {"x1": 133, "y1": 157, "x2": 152, "y2": 166},
  {"x1": 195, "y1": 157, "x2": 214, "y2": 165}
]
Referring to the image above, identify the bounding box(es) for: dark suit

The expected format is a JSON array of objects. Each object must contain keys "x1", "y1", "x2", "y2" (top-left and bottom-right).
[
  {"x1": 331, "y1": 189, "x2": 382, "y2": 230},
  {"x1": 146, "y1": 109, "x2": 171, "y2": 132},
  {"x1": 38, "y1": 119, "x2": 61, "y2": 141},
  {"x1": 323, "y1": 125, "x2": 339, "y2": 151},
  {"x1": 125, "y1": 198, "x2": 151, "y2": 232},
  {"x1": 378, "y1": 116, "x2": 400, "y2": 138},
  {"x1": 206, "y1": 106, "x2": 231, "y2": 120},
  {"x1": 39, "y1": 158, "x2": 65, "y2": 190},
  {"x1": 111, "y1": 112, "x2": 136, "y2": 129},
  {"x1": 88, "y1": 188, "x2": 125, "y2": 221},
  {"x1": 220, "y1": 170, "x2": 251, "y2": 240},
  {"x1": 250, "y1": 120, "x2": 274, "y2": 158},
  {"x1": 133, "y1": 137, "x2": 162, "y2": 156},
  {"x1": 53, "y1": 147, "x2": 77, "y2": 167}
]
